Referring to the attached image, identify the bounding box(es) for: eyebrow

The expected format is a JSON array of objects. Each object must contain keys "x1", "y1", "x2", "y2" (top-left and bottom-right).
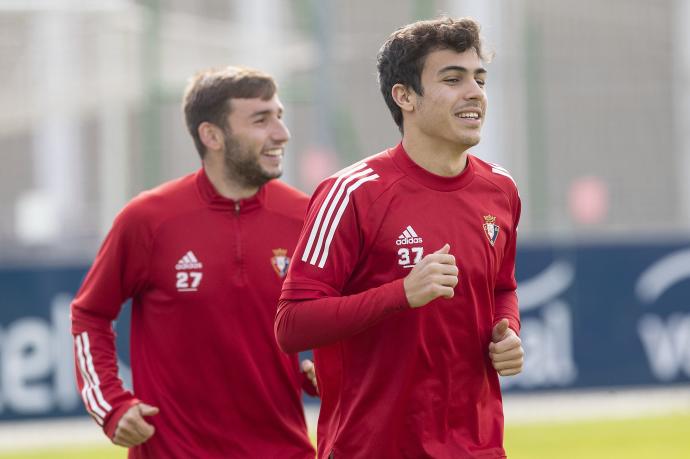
[
  {"x1": 250, "y1": 108, "x2": 283, "y2": 118},
  {"x1": 438, "y1": 65, "x2": 487, "y2": 76}
]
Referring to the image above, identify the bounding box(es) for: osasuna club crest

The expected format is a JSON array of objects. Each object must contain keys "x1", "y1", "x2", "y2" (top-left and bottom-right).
[
  {"x1": 271, "y1": 248, "x2": 291, "y2": 278},
  {"x1": 483, "y1": 215, "x2": 499, "y2": 246}
]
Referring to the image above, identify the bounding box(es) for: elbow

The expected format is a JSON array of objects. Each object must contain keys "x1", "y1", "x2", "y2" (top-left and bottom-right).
[
  {"x1": 274, "y1": 328, "x2": 301, "y2": 354},
  {"x1": 71, "y1": 300, "x2": 112, "y2": 333},
  {"x1": 275, "y1": 335, "x2": 299, "y2": 354},
  {"x1": 274, "y1": 303, "x2": 299, "y2": 354},
  {"x1": 274, "y1": 324, "x2": 295, "y2": 354}
]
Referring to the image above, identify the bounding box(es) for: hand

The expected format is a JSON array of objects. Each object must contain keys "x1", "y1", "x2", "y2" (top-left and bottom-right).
[
  {"x1": 301, "y1": 359, "x2": 317, "y2": 391},
  {"x1": 489, "y1": 319, "x2": 524, "y2": 376},
  {"x1": 403, "y1": 244, "x2": 458, "y2": 308},
  {"x1": 112, "y1": 402, "x2": 159, "y2": 447}
]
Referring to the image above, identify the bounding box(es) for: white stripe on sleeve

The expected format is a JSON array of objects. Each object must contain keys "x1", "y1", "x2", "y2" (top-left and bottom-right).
[
  {"x1": 489, "y1": 162, "x2": 517, "y2": 186},
  {"x1": 318, "y1": 173, "x2": 380, "y2": 268},
  {"x1": 81, "y1": 332, "x2": 113, "y2": 412},
  {"x1": 309, "y1": 168, "x2": 376, "y2": 265},
  {"x1": 301, "y1": 162, "x2": 368, "y2": 263},
  {"x1": 75, "y1": 334, "x2": 106, "y2": 424},
  {"x1": 491, "y1": 167, "x2": 517, "y2": 186}
]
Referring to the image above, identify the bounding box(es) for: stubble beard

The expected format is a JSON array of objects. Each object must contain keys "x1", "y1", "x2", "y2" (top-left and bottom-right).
[
  {"x1": 416, "y1": 98, "x2": 482, "y2": 149},
  {"x1": 459, "y1": 131, "x2": 481, "y2": 148},
  {"x1": 222, "y1": 133, "x2": 281, "y2": 189}
]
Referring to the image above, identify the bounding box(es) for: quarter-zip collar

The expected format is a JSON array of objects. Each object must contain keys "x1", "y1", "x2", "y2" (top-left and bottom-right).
[{"x1": 195, "y1": 168, "x2": 264, "y2": 213}]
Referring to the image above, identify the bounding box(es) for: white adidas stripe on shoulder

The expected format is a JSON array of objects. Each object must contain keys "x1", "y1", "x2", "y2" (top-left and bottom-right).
[
  {"x1": 302, "y1": 162, "x2": 379, "y2": 268},
  {"x1": 489, "y1": 162, "x2": 517, "y2": 186},
  {"x1": 75, "y1": 332, "x2": 112, "y2": 425},
  {"x1": 316, "y1": 174, "x2": 379, "y2": 268},
  {"x1": 301, "y1": 162, "x2": 368, "y2": 264}
]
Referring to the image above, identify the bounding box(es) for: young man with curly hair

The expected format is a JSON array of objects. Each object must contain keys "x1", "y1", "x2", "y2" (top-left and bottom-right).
[{"x1": 276, "y1": 17, "x2": 524, "y2": 458}]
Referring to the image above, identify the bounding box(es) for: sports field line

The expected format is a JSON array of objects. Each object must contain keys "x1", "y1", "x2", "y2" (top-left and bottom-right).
[
  {"x1": 0, "y1": 385, "x2": 688, "y2": 451},
  {"x1": 503, "y1": 384, "x2": 690, "y2": 425}
]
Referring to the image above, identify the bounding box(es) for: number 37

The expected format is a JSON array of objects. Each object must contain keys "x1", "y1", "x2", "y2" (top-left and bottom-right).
[{"x1": 398, "y1": 247, "x2": 423, "y2": 268}]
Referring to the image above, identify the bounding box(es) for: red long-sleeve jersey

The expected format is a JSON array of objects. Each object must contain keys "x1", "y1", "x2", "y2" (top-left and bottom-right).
[
  {"x1": 276, "y1": 143, "x2": 521, "y2": 458},
  {"x1": 72, "y1": 169, "x2": 315, "y2": 459}
]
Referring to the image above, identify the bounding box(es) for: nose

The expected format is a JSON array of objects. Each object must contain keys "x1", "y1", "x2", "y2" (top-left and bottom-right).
[
  {"x1": 465, "y1": 79, "x2": 484, "y2": 101},
  {"x1": 273, "y1": 119, "x2": 291, "y2": 144}
]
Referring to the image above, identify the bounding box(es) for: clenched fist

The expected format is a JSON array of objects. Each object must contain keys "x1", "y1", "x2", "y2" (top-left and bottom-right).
[
  {"x1": 489, "y1": 319, "x2": 524, "y2": 376},
  {"x1": 403, "y1": 244, "x2": 459, "y2": 308},
  {"x1": 112, "y1": 402, "x2": 159, "y2": 447}
]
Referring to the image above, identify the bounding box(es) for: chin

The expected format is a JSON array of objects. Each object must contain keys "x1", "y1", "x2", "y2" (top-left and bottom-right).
[
  {"x1": 460, "y1": 136, "x2": 481, "y2": 148},
  {"x1": 264, "y1": 169, "x2": 283, "y2": 180}
]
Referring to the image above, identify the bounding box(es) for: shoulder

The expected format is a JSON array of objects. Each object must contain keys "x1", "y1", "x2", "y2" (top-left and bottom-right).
[
  {"x1": 470, "y1": 155, "x2": 519, "y2": 199},
  {"x1": 262, "y1": 180, "x2": 310, "y2": 220},
  {"x1": 115, "y1": 172, "x2": 198, "y2": 230},
  {"x1": 313, "y1": 149, "x2": 403, "y2": 203}
]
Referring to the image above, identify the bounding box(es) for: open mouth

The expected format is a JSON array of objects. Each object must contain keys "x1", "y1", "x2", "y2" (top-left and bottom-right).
[
  {"x1": 455, "y1": 111, "x2": 481, "y2": 120},
  {"x1": 262, "y1": 148, "x2": 284, "y2": 157}
]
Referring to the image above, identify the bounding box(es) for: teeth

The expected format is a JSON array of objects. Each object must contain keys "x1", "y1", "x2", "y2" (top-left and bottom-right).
[
  {"x1": 263, "y1": 149, "x2": 282, "y2": 156},
  {"x1": 458, "y1": 112, "x2": 479, "y2": 119}
]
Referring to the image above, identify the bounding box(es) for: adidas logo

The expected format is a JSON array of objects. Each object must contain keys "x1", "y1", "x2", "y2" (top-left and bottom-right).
[
  {"x1": 175, "y1": 251, "x2": 203, "y2": 270},
  {"x1": 396, "y1": 225, "x2": 423, "y2": 246}
]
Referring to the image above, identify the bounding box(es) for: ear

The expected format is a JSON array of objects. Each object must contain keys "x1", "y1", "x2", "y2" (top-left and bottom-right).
[
  {"x1": 198, "y1": 122, "x2": 224, "y2": 152},
  {"x1": 391, "y1": 83, "x2": 416, "y2": 114}
]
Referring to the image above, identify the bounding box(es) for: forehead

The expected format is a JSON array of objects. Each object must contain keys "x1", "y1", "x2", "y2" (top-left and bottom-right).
[
  {"x1": 421, "y1": 48, "x2": 484, "y2": 75},
  {"x1": 228, "y1": 94, "x2": 283, "y2": 116}
]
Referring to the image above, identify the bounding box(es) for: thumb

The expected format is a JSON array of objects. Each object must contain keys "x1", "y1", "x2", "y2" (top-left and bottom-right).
[
  {"x1": 492, "y1": 318, "x2": 510, "y2": 343},
  {"x1": 301, "y1": 359, "x2": 314, "y2": 373},
  {"x1": 138, "y1": 403, "x2": 160, "y2": 417},
  {"x1": 434, "y1": 243, "x2": 450, "y2": 254}
]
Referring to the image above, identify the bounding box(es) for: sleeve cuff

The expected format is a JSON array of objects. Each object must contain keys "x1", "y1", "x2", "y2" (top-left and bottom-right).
[
  {"x1": 392, "y1": 278, "x2": 411, "y2": 309},
  {"x1": 493, "y1": 317, "x2": 521, "y2": 336},
  {"x1": 103, "y1": 398, "x2": 141, "y2": 439}
]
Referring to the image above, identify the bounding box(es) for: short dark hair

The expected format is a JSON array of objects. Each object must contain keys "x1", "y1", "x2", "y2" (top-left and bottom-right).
[
  {"x1": 183, "y1": 66, "x2": 277, "y2": 158},
  {"x1": 376, "y1": 17, "x2": 488, "y2": 132}
]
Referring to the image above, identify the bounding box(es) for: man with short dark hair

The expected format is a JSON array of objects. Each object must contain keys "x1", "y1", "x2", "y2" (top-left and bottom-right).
[
  {"x1": 72, "y1": 66, "x2": 316, "y2": 458},
  {"x1": 276, "y1": 18, "x2": 523, "y2": 458}
]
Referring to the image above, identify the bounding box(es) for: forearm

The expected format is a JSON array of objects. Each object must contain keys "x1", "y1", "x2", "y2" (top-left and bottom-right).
[
  {"x1": 275, "y1": 279, "x2": 408, "y2": 353},
  {"x1": 494, "y1": 288, "x2": 520, "y2": 333},
  {"x1": 72, "y1": 303, "x2": 136, "y2": 433}
]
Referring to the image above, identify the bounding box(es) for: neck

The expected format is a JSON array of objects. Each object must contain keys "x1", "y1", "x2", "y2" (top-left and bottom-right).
[
  {"x1": 203, "y1": 155, "x2": 259, "y2": 201},
  {"x1": 401, "y1": 130, "x2": 469, "y2": 177}
]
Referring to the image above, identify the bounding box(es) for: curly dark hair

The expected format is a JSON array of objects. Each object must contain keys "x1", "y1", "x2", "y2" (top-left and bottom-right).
[
  {"x1": 376, "y1": 17, "x2": 488, "y2": 132},
  {"x1": 183, "y1": 66, "x2": 276, "y2": 158}
]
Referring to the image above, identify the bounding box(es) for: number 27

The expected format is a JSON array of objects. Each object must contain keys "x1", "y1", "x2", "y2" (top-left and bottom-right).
[{"x1": 177, "y1": 272, "x2": 202, "y2": 289}]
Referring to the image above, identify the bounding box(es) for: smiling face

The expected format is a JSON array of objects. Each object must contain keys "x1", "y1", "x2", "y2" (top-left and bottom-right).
[
  {"x1": 220, "y1": 95, "x2": 290, "y2": 188},
  {"x1": 409, "y1": 48, "x2": 487, "y2": 150}
]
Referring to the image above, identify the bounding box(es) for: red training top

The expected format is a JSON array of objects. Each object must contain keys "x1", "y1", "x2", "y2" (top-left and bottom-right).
[
  {"x1": 72, "y1": 169, "x2": 316, "y2": 459},
  {"x1": 276, "y1": 143, "x2": 521, "y2": 459}
]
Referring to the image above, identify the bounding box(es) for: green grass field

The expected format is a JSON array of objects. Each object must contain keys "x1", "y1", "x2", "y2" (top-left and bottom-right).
[
  {"x1": 504, "y1": 413, "x2": 690, "y2": 459},
  {"x1": 1, "y1": 413, "x2": 688, "y2": 459}
]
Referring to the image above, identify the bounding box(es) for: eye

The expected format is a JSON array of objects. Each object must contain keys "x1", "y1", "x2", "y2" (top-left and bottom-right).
[
  {"x1": 476, "y1": 79, "x2": 486, "y2": 87},
  {"x1": 444, "y1": 77, "x2": 459, "y2": 84},
  {"x1": 253, "y1": 117, "x2": 267, "y2": 125}
]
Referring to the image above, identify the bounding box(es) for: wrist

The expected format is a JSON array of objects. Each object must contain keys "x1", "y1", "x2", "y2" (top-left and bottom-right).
[
  {"x1": 401, "y1": 277, "x2": 414, "y2": 308},
  {"x1": 104, "y1": 398, "x2": 140, "y2": 439}
]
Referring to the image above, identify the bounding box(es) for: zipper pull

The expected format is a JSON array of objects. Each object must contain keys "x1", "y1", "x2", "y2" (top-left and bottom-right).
[{"x1": 235, "y1": 202, "x2": 240, "y2": 214}]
